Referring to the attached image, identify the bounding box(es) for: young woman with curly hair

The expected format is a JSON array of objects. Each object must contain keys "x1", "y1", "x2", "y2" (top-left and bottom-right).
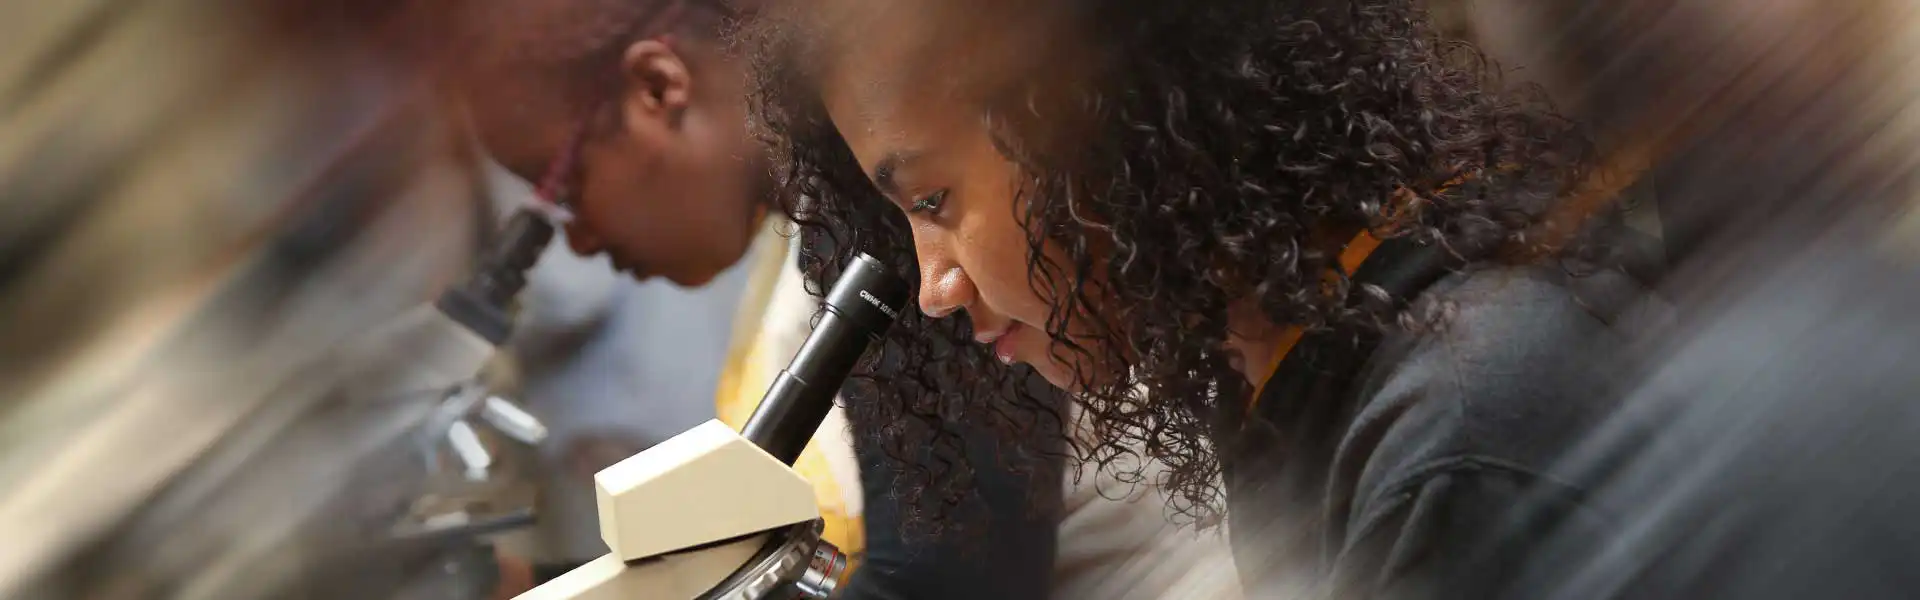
[{"x1": 747, "y1": 0, "x2": 1649, "y2": 596}]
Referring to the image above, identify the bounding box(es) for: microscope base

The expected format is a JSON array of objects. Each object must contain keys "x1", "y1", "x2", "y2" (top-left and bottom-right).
[
  {"x1": 515, "y1": 520, "x2": 848, "y2": 600},
  {"x1": 516, "y1": 535, "x2": 766, "y2": 600}
]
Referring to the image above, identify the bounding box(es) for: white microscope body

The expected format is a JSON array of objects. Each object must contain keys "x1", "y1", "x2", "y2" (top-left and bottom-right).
[{"x1": 516, "y1": 421, "x2": 832, "y2": 599}]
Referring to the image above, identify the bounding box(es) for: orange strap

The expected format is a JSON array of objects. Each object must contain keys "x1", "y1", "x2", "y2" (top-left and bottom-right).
[
  {"x1": 1246, "y1": 153, "x2": 1652, "y2": 410},
  {"x1": 1528, "y1": 139, "x2": 1660, "y2": 257},
  {"x1": 1246, "y1": 229, "x2": 1383, "y2": 406}
]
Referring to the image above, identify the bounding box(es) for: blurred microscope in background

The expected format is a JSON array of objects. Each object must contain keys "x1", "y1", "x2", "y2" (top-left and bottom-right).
[
  {"x1": 0, "y1": 1, "x2": 562, "y2": 597},
  {"x1": 484, "y1": 162, "x2": 757, "y2": 569}
]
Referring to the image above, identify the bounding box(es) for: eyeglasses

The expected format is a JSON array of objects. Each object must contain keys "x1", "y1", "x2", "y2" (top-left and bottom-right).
[
  {"x1": 525, "y1": 118, "x2": 588, "y2": 224},
  {"x1": 524, "y1": 0, "x2": 742, "y2": 224}
]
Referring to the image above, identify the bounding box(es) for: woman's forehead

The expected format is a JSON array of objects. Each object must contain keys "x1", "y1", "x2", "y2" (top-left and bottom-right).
[
  {"x1": 807, "y1": 0, "x2": 1104, "y2": 177},
  {"x1": 818, "y1": 50, "x2": 953, "y2": 181},
  {"x1": 818, "y1": 1, "x2": 1081, "y2": 73}
]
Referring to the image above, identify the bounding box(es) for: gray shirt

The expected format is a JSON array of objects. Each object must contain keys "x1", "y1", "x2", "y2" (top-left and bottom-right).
[
  {"x1": 1510, "y1": 222, "x2": 1920, "y2": 600},
  {"x1": 1230, "y1": 263, "x2": 1647, "y2": 599}
]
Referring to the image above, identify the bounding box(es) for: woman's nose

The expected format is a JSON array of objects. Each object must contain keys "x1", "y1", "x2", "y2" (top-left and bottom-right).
[{"x1": 917, "y1": 257, "x2": 974, "y2": 319}]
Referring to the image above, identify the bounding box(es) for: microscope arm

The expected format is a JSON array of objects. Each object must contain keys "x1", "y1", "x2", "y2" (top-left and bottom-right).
[
  {"x1": 597, "y1": 420, "x2": 820, "y2": 561},
  {"x1": 514, "y1": 420, "x2": 819, "y2": 599}
]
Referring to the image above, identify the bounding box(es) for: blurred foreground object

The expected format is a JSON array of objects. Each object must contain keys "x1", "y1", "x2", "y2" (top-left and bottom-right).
[
  {"x1": 1455, "y1": 1, "x2": 1920, "y2": 597},
  {"x1": 0, "y1": 0, "x2": 556, "y2": 597}
]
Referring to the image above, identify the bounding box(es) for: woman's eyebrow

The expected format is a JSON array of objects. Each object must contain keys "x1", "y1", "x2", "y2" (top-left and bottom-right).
[{"x1": 870, "y1": 149, "x2": 923, "y2": 195}]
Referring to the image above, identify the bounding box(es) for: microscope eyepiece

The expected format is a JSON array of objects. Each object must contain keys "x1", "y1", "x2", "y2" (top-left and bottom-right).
[
  {"x1": 743, "y1": 253, "x2": 908, "y2": 463},
  {"x1": 822, "y1": 254, "x2": 908, "y2": 329},
  {"x1": 434, "y1": 210, "x2": 555, "y2": 345}
]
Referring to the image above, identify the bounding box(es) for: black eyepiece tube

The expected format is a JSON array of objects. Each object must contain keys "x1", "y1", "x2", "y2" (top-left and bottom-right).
[
  {"x1": 743, "y1": 253, "x2": 909, "y2": 464},
  {"x1": 436, "y1": 210, "x2": 555, "y2": 345}
]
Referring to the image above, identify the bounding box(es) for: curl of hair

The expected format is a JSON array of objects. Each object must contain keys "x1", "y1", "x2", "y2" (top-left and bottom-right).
[{"x1": 745, "y1": 0, "x2": 1588, "y2": 529}]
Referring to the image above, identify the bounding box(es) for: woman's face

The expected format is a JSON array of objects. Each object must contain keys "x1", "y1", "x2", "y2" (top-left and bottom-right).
[
  {"x1": 468, "y1": 39, "x2": 768, "y2": 288},
  {"x1": 816, "y1": 5, "x2": 1101, "y2": 390}
]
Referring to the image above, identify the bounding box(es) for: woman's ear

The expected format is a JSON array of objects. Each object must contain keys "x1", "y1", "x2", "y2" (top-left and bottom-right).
[{"x1": 620, "y1": 39, "x2": 693, "y2": 126}]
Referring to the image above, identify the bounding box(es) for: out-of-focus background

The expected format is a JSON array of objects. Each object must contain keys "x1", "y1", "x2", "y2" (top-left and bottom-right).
[
  {"x1": 0, "y1": 1, "x2": 755, "y2": 597},
  {"x1": 5, "y1": 0, "x2": 1920, "y2": 598}
]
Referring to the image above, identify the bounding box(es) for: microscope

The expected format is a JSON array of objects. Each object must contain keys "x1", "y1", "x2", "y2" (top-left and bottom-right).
[
  {"x1": 423, "y1": 203, "x2": 908, "y2": 599},
  {"x1": 512, "y1": 252, "x2": 908, "y2": 600},
  {"x1": 328, "y1": 206, "x2": 559, "y2": 599}
]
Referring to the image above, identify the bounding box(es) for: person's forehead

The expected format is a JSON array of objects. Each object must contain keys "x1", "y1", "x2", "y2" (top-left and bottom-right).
[
  {"x1": 464, "y1": 99, "x2": 557, "y2": 182},
  {"x1": 813, "y1": 0, "x2": 1097, "y2": 174},
  {"x1": 818, "y1": 4, "x2": 949, "y2": 95},
  {"x1": 819, "y1": 48, "x2": 945, "y2": 179},
  {"x1": 815, "y1": 6, "x2": 966, "y2": 140},
  {"x1": 819, "y1": 2, "x2": 1078, "y2": 118}
]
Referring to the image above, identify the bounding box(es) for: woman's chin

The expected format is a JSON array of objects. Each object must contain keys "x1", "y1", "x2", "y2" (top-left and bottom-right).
[
  {"x1": 1037, "y1": 369, "x2": 1078, "y2": 393},
  {"x1": 1021, "y1": 361, "x2": 1082, "y2": 394},
  {"x1": 656, "y1": 254, "x2": 733, "y2": 288},
  {"x1": 1028, "y1": 359, "x2": 1096, "y2": 394},
  {"x1": 662, "y1": 269, "x2": 718, "y2": 288}
]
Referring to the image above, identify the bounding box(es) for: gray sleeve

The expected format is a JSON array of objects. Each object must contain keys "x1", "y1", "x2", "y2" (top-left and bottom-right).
[
  {"x1": 1509, "y1": 241, "x2": 1920, "y2": 600},
  {"x1": 1329, "y1": 468, "x2": 1612, "y2": 600},
  {"x1": 1330, "y1": 266, "x2": 1633, "y2": 599}
]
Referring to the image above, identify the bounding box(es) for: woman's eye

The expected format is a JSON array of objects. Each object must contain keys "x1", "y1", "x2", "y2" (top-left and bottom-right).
[{"x1": 908, "y1": 189, "x2": 949, "y2": 215}]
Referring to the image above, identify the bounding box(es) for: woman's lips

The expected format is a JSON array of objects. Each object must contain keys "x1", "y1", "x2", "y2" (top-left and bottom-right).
[{"x1": 976, "y1": 323, "x2": 1022, "y2": 366}]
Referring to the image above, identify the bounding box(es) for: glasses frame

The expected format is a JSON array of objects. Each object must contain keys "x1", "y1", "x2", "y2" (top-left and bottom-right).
[{"x1": 527, "y1": 0, "x2": 740, "y2": 219}]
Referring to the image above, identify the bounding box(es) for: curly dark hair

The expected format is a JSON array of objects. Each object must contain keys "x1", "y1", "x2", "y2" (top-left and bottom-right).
[{"x1": 744, "y1": 0, "x2": 1588, "y2": 527}]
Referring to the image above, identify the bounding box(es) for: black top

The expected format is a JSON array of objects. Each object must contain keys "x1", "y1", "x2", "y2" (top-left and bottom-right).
[
  {"x1": 838, "y1": 414, "x2": 1064, "y2": 600},
  {"x1": 836, "y1": 258, "x2": 1650, "y2": 600},
  {"x1": 1228, "y1": 263, "x2": 1646, "y2": 598},
  {"x1": 838, "y1": 259, "x2": 1650, "y2": 600}
]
